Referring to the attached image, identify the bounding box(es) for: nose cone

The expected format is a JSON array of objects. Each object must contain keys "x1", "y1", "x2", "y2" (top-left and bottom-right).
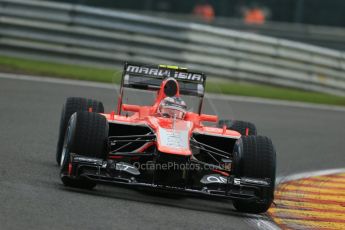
[{"x1": 154, "y1": 117, "x2": 193, "y2": 156}]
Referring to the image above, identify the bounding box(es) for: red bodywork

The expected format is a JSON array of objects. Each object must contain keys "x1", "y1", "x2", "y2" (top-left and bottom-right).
[{"x1": 102, "y1": 78, "x2": 241, "y2": 156}]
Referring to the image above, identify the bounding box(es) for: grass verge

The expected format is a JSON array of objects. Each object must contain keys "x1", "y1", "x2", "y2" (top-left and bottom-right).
[{"x1": 1, "y1": 55, "x2": 345, "y2": 106}]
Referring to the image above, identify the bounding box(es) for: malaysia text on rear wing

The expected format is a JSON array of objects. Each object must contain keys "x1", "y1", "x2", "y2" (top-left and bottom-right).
[{"x1": 121, "y1": 63, "x2": 206, "y2": 97}]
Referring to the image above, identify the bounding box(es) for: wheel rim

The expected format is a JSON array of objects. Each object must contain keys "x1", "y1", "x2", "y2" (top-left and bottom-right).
[{"x1": 60, "y1": 125, "x2": 71, "y2": 168}]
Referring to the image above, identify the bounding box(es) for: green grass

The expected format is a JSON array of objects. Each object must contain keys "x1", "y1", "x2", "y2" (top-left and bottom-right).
[
  {"x1": 1, "y1": 55, "x2": 345, "y2": 106},
  {"x1": 0, "y1": 55, "x2": 122, "y2": 84},
  {"x1": 206, "y1": 82, "x2": 345, "y2": 106}
]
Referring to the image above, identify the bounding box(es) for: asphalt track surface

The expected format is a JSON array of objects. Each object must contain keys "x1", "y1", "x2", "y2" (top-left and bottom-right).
[{"x1": 1, "y1": 76, "x2": 345, "y2": 230}]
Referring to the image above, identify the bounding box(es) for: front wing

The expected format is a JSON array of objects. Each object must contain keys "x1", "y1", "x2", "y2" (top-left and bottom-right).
[{"x1": 64, "y1": 154, "x2": 272, "y2": 202}]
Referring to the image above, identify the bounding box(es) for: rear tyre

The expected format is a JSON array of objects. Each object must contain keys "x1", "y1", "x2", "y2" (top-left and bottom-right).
[
  {"x1": 218, "y1": 120, "x2": 257, "y2": 136},
  {"x1": 56, "y1": 97, "x2": 104, "y2": 165},
  {"x1": 60, "y1": 112, "x2": 109, "y2": 189},
  {"x1": 232, "y1": 136, "x2": 276, "y2": 213}
]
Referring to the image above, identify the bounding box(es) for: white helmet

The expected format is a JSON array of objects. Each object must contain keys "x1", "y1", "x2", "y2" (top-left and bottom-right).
[{"x1": 158, "y1": 97, "x2": 187, "y2": 119}]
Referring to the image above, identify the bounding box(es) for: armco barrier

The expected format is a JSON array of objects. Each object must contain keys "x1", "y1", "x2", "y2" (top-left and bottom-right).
[{"x1": 0, "y1": 0, "x2": 345, "y2": 95}]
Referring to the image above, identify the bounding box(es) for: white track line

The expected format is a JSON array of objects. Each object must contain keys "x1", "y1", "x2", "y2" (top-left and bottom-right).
[
  {"x1": 205, "y1": 93, "x2": 345, "y2": 112},
  {"x1": 247, "y1": 217, "x2": 281, "y2": 230},
  {"x1": 0, "y1": 72, "x2": 118, "y2": 90},
  {"x1": 1, "y1": 72, "x2": 345, "y2": 112},
  {"x1": 276, "y1": 167, "x2": 345, "y2": 184}
]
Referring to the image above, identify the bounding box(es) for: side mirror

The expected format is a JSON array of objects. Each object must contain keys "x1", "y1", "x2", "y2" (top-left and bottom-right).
[
  {"x1": 199, "y1": 114, "x2": 218, "y2": 123},
  {"x1": 122, "y1": 104, "x2": 140, "y2": 112}
]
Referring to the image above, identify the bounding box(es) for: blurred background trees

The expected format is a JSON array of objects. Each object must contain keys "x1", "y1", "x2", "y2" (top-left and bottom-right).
[{"x1": 52, "y1": 0, "x2": 345, "y2": 27}]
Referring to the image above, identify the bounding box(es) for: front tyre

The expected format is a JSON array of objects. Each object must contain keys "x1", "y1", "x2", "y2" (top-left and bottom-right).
[
  {"x1": 60, "y1": 112, "x2": 109, "y2": 189},
  {"x1": 56, "y1": 97, "x2": 104, "y2": 165},
  {"x1": 232, "y1": 136, "x2": 276, "y2": 213}
]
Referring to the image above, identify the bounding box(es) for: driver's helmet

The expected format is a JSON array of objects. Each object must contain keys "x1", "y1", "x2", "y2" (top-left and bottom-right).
[{"x1": 158, "y1": 97, "x2": 187, "y2": 119}]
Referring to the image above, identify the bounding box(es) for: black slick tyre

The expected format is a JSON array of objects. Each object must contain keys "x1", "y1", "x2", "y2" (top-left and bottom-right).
[
  {"x1": 232, "y1": 135, "x2": 276, "y2": 213},
  {"x1": 56, "y1": 97, "x2": 104, "y2": 165},
  {"x1": 60, "y1": 112, "x2": 109, "y2": 189}
]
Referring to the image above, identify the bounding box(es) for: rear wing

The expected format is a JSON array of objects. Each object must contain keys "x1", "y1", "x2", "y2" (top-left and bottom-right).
[{"x1": 121, "y1": 63, "x2": 206, "y2": 97}]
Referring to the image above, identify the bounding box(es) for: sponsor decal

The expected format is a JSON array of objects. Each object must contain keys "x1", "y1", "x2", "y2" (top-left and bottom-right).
[
  {"x1": 115, "y1": 162, "x2": 140, "y2": 175},
  {"x1": 241, "y1": 177, "x2": 269, "y2": 186},
  {"x1": 126, "y1": 65, "x2": 204, "y2": 82},
  {"x1": 158, "y1": 126, "x2": 189, "y2": 150},
  {"x1": 200, "y1": 174, "x2": 228, "y2": 184},
  {"x1": 234, "y1": 178, "x2": 241, "y2": 185},
  {"x1": 73, "y1": 156, "x2": 103, "y2": 165}
]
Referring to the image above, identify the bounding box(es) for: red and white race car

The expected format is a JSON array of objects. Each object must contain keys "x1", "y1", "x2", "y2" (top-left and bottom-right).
[{"x1": 56, "y1": 63, "x2": 276, "y2": 214}]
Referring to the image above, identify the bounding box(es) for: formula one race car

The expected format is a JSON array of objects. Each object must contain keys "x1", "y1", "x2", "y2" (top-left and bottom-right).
[{"x1": 56, "y1": 63, "x2": 276, "y2": 214}]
